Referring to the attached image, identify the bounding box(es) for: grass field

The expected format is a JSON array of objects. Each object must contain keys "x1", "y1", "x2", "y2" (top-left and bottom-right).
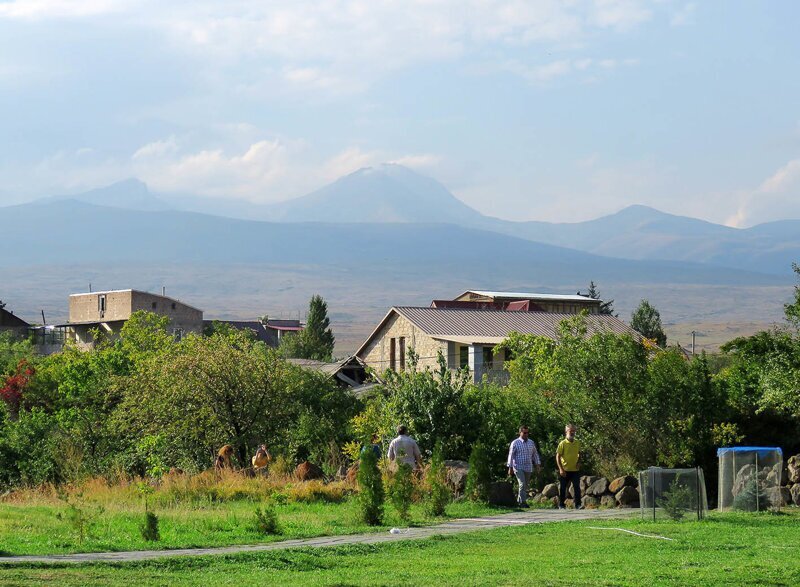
[
  {"x1": 0, "y1": 474, "x2": 502, "y2": 556},
  {"x1": 1, "y1": 510, "x2": 797, "y2": 586}
]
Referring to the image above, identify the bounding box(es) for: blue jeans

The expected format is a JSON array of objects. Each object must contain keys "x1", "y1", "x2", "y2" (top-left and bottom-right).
[{"x1": 514, "y1": 469, "x2": 532, "y2": 505}]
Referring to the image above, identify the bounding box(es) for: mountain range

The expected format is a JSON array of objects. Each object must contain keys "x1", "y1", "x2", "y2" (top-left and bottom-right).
[{"x1": 30, "y1": 164, "x2": 800, "y2": 276}]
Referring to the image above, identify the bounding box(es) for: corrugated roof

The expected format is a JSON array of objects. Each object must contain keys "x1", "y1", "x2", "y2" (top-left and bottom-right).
[
  {"x1": 394, "y1": 307, "x2": 639, "y2": 339},
  {"x1": 461, "y1": 290, "x2": 598, "y2": 303}
]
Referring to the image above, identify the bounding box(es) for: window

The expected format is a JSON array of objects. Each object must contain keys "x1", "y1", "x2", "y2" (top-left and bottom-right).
[
  {"x1": 482, "y1": 346, "x2": 494, "y2": 369},
  {"x1": 171, "y1": 302, "x2": 176, "y2": 310},
  {"x1": 389, "y1": 338, "x2": 396, "y2": 371},
  {"x1": 399, "y1": 337, "x2": 406, "y2": 371},
  {"x1": 152, "y1": 302, "x2": 157, "y2": 309},
  {"x1": 504, "y1": 348, "x2": 514, "y2": 363},
  {"x1": 173, "y1": 328, "x2": 184, "y2": 342},
  {"x1": 459, "y1": 345, "x2": 468, "y2": 368},
  {"x1": 98, "y1": 294, "x2": 106, "y2": 313}
]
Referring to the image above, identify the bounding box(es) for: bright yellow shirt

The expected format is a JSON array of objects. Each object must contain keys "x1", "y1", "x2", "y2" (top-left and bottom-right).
[{"x1": 557, "y1": 438, "x2": 581, "y2": 471}]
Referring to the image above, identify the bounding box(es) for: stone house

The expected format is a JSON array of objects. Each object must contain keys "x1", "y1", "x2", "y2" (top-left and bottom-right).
[
  {"x1": 203, "y1": 318, "x2": 304, "y2": 348},
  {"x1": 0, "y1": 305, "x2": 30, "y2": 338},
  {"x1": 63, "y1": 289, "x2": 203, "y2": 349},
  {"x1": 356, "y1": 291, "x2": 638, "y2": 383}
]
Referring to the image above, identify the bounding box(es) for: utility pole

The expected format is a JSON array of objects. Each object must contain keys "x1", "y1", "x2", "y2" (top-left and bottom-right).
[{"x1": 691, "y1": 330, "x2": 696, "y2": 356}]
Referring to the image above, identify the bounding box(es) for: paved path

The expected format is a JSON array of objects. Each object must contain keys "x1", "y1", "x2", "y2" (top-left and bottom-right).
[{"x1": 0, "y1": 508, "x2": 635, "y2": 565}]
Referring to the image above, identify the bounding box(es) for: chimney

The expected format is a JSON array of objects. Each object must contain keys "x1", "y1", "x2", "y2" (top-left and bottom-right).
[{"x1": 162, "y1": 286, "x2": 166, "y2": 296}]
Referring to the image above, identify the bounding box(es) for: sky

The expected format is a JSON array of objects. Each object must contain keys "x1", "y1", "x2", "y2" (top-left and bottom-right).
[{"x1": 1, "y1": 0, "x2": 799, "y2": 226}]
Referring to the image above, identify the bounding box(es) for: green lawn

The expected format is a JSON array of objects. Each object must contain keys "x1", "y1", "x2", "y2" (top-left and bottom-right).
[
  {"x1": 0, "y1": 498, "x2": 503, "y2": 556},
  {"x1": 1, "y1": 511, "x2": 798, "y2": 586}
]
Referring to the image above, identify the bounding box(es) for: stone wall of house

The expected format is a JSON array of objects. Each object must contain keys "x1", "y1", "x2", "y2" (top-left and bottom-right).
[
  {"x1": 130, "y1": 291, "x2": 203, "y2": 335},
  {"x1": 359, "y1": 312, "x2": 447, "y2": 373},
  {"x1": 70, "y1": 291, "x2": 133, "y2": 322}
]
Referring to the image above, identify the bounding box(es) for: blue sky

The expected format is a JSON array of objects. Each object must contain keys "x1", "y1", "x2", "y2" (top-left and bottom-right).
[{"x1": 1, "y1": 0, "x2": 799, "y2": 225}]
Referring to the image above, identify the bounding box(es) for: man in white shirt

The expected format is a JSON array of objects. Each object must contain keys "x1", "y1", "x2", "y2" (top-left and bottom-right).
[
  {"x1": 387, "y1": 425, "x2": 423, "y2": 470},
  {"x1": 507, "y1": 425, "x2": 542, "y2": 508}
]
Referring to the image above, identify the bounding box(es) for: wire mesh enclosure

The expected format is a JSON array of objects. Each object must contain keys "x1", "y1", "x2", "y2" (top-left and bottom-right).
[
  {"x1": 638, "y1": 467, "x2": 708, "y2": 521},
  {"x1": 717, "y1": 447, "x2": 783, "y2": 512}
]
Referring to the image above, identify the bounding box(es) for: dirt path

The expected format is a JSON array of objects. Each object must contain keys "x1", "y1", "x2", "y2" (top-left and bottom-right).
[{"x1": 0, "y1": 508, "x2": 635, "y2": 565}]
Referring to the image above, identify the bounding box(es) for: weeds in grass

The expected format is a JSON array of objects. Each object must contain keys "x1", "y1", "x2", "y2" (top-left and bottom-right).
[{"x1": 55, "y1": 490, "x2": 103, "y2": 545}]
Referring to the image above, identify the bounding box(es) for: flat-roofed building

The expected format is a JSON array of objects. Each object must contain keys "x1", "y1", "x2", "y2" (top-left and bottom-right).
[{"x1": 65, "y1": 289, "x2": 203, "y2": 348}]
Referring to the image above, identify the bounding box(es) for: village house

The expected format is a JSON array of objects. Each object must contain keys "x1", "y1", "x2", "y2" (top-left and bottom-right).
[
  {"x1": 356, "y1": 291, "x2": 639, "y2": 383},
  {"x1": 287, "y1": 355, "x2": 376, "y2": 393},
  {"x1": 202, "y1": 318, "x2": 304, "y2": 348},
  {"x1": 62, "y1": 289, "x2": 203, "y2": 349},
  {"x1": 0, "y1": 304, "x2": 30, "y2": 338}
]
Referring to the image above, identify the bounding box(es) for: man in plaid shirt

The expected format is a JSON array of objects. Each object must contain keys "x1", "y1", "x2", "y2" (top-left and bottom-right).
[{"x1": 507, "y1": 425, "x2": 541, "y2": 507}]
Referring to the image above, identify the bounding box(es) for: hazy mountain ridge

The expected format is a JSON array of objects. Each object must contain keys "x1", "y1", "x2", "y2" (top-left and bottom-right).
[
  {"x1": 0, "y1": 199, "x2": 788, "y2": 288},
  {"x1": 25, "y1": 166, "x2": 800, "y2": 276}
]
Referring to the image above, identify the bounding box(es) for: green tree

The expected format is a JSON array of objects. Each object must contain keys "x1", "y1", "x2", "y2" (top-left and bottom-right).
[
  {"x1": 424, "y1": 441, "x2": 450, "y2": 516},
  {"x1": 585, "y1": 281, "x2": 616, "y2": 316},
  {"x1": 464, "y1": 442, "x2": 492, "y2": 502},
  {"x1": 357, "y1": 446, "x2": 384, "y2": 525},
  {"x1": 631, "y1": 299, "x2": 667, "y2": 347},
  {"x1": 279, "y1": 295, "x2": 335, "y2": 361}
]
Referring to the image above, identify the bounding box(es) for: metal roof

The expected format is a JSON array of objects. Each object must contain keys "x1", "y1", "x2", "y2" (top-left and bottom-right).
[
  {"x1": 355, "y1": 306, "x2": 640, "y2": 356},
  {"x1": 460, "y1": 290, "x2": 599, "y2": 303},
  {"x1": 394, "y1": 306, "x2": 638, "y2": 339}
]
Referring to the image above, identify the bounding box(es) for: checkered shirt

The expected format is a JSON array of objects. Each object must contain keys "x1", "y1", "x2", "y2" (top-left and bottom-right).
[{"x1": 507, "y1": 438, "x2": 541, "y2": 472}]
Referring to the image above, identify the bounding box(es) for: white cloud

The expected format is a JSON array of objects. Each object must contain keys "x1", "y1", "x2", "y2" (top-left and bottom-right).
[
  {"x1": 0, "y1": 0, "x2": 123, "y2": 19},
  {"x1": 726, "y1": 158, "x2": 800, "y2": 227},
  {"x1": 757, "y1": 158, "x2": 800, "y2": 193},
  {"x1": 2, "y1": 0, "x2": 658, "y2": 91},
  {"x1": 670, "y1": 3, "x2": 696, "y2": 27},
  {"x1": 322, "y1": 148, "x2": 381, "y2": 181},
  {"x1": 503, "y1": 55, "x2": 639, "y2": 84},
  {"x1": 132, "y1": 136, "x2": 178, "y2": 160},
  {"x1": 388, "y1": 154, "x2": 442, "y2": 169}
]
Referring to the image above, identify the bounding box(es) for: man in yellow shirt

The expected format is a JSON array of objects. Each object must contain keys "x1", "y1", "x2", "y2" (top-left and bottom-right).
[{"x1": 556, "y1": 424, "x2": 583, "y2": 510}]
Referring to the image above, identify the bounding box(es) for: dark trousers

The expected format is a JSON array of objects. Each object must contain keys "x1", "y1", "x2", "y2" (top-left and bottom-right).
[{"x1": 559, "y1": 471, "x2": 581, "y2": 507}]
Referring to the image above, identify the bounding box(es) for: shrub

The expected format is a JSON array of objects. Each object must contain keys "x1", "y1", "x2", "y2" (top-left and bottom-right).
[
  {"x1": 56, "y1": 490, "x2": 103, "y2": 545},
  {"x1": 657, "y1": 478, "x2": 693, "y2": 521},
  {"x1": 733, "y1": 477, "x2": 772, "y2": 512},
  {"x1": 253, "y1": 504, "x2": 280, "y2": 535},
  {"x1": 357, "y1": 447, "x2": 384, "y2": 525},
  {"x1": 465, "y1": 442, "x2": 492, "y2": 502},
  {"x1": 387, "y1": 463, "x2": 414, "y2": 522},
  {"x1": 140, "y1": 511, "x2": 160, "y2": 541},
  {"x1": 424, "y1": 442, "x2": 450, "y2": 516}
]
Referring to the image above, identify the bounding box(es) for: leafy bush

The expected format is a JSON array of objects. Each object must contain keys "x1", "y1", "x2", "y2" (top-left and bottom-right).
[
  {"x1": 357, "y1": 447, "x2": 384, "y2": 525},
  {"x1": 424, "y1": 442, "x2": 450, "y2": 516},
  {"x1": 253, "y1": 504, "x2": 280, "y2": 535},
  {"x1": 465, "y1": 442, "x2": 492, "y2": 502}
]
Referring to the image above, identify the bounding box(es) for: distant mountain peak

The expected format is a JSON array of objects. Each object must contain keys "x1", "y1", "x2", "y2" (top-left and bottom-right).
[
  {"x1": 37, "y1": 178, "x2": 170, "y2": 212},
  {"x1": 265, "y1": 163, "x2": 486, "y2": 224}
]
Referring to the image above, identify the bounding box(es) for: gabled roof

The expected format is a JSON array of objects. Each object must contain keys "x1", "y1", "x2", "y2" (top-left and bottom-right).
[
  {"x1": 356, "y1": 306, "x2": 640, "y2": 354},
  {"x1": 0, "y1": 307, "x2": 30, "y2": 328},
  {"x1": 288, "y1": 356, "x2": 368, "y2": 377}
]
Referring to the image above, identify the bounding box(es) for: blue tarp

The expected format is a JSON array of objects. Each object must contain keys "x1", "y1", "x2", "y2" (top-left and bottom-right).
[{"x1": 717, "y1": 446, "x2": 783, "y2": 458}]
